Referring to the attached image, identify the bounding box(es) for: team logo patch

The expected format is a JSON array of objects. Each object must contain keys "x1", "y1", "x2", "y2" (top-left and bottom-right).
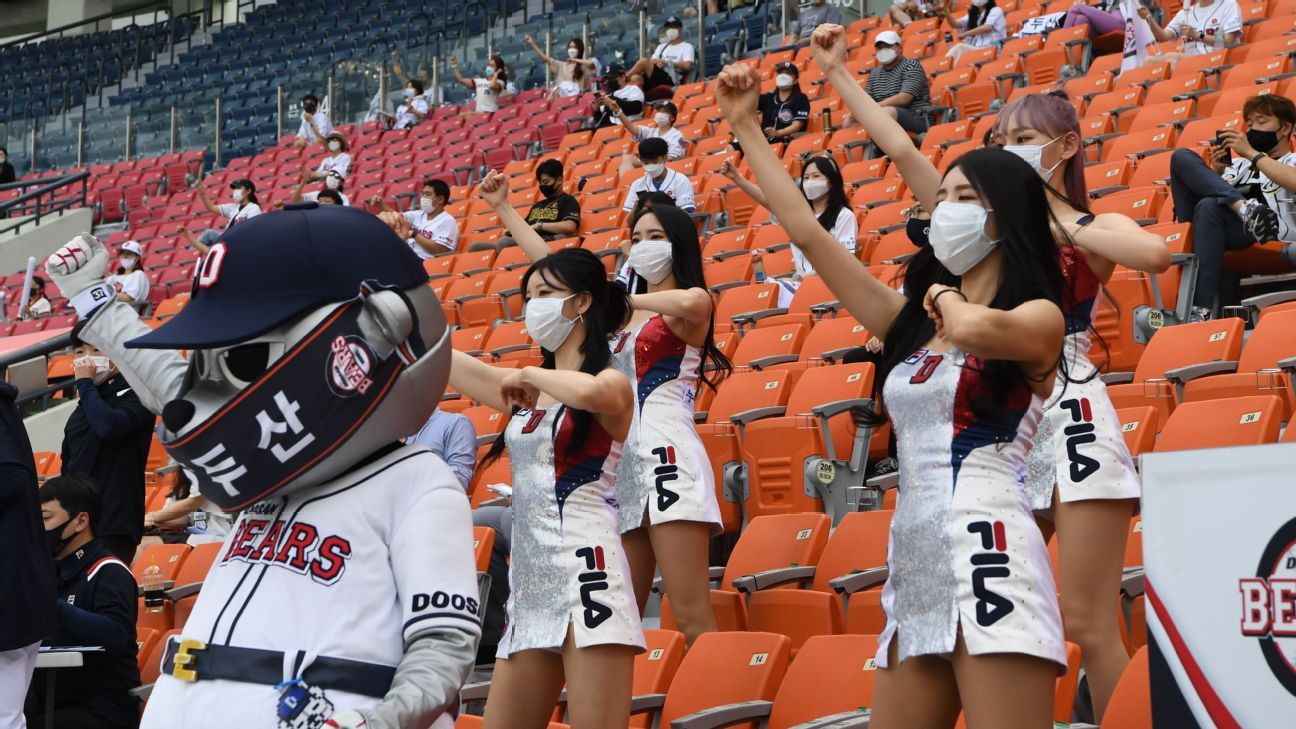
[
  {"x1": 1239, "y1": 516, "x2": 1296, "y2": 697},
  {"x1": 967, "y1": 520, "x2": 1014, "y2": 627},
  {"x1": 576, "y1": 545, "x2": 613, "y2": 629},
  {"x1": 326, "y1": 335, "x2": 375, "y2": 396}
]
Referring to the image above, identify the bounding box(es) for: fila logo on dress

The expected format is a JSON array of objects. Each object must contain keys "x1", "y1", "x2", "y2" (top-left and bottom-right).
[
  {"x1": 575, "y1": 546, "x2": 613, "y2": 629},
  {"x1": 651, "y1": 445, "x2": 681, "y2": 511},
  {"x1": 967, "y1": 520, "x2": 1014, "y2": 627},
  {"x1": 1059, "y1": 398, "x2": 1100, "y2": 483}
]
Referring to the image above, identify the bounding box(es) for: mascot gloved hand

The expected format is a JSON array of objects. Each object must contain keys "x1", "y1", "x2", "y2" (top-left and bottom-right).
[{"x1": 48, "y1": 204, "x2": 479, "y2": 729}]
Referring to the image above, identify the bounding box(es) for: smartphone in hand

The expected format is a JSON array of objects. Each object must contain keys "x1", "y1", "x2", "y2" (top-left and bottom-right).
[{"x1": 1215, "y1": 131, "x2": 1233, "y2": 165}]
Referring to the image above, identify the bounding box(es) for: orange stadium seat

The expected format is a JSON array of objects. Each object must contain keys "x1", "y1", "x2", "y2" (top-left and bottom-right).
[
  {"x1": 1105, "y1": 318, "x2": 1246, "y2": 420},
  {"x1": 636, "y1": 631, "x2": 790, "y2": 728}
]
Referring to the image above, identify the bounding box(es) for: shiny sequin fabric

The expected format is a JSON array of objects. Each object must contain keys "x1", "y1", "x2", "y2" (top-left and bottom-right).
[
  {"x1": 878, "y1": 348, "x2": 1065, "y2": 670},
  {"x1": 1025, "y1": 248, "x2": 1141, "y2": 511},
  {"x1": 497, "y1": 405, "x2": 644, "y2": 657},
  {"x1": 610, "y1": 315, "x2": 722, "y2": 534}
]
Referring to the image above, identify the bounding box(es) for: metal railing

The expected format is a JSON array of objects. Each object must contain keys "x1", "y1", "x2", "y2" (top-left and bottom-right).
[{"x1": 0, "y1": 171, "x2": 91, "y2": 237}]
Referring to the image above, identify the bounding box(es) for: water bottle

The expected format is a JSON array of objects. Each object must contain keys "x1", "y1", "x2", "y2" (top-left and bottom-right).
[
  {"x1": 821, "y1": 108, "x2": 832, "y2": 133},
  {"x1": 752, "y1": 251, "x2": 767, "y2": 283},
  {"x1": 142, "y1": 562, "x2": 165, "y2": 613}
]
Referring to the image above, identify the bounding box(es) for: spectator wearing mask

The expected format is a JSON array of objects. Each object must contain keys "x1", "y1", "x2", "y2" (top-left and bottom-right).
[
  {"x1": 945, "y1": 0, "x2": 1007, "y2": 61},
  {"x1": 391, "y1": 79, "x2": 430, "y2": 130},
  {"x1": 890, "y1": 0, "x2": 950, "y2": 28},
  {"x1": 622, "y1": 137, "x2": 696, "y2": 213},
  {"x1": 179, "y1": 179, "x2": 261, "y2": 254},
  {"x1": 615, "y1": 101, "x2": 687, "y2": 169},
  {"x1": 629, "y1": 16, "x2": 696, "y2": 101},
  {"x1": 59, "y1": 340, "x2": 154, "y2": 564},
  {"x1": 483, "y1": 160, "x2": 582, "y2": 251},
  {"x1": 451, "y1": 55, "x2": 508, "y2": 114},
  {"x1": 0, "y1": 381, "x2": 53, "y2": 729},
  {"x1": 1137, "y1": 0, "x2": 1241, "y2": 69},
  {"x1": 408, "y1": 408, "x2": 477, "y2": 491},
  {"x1": 288, "y1": 170, "x2": 350, "y2": 207},
  {"x1": 759, "y1": 63, "x2": 811, "y2": 142},
  {"x1": 0, "y1": 147, "x2": 14, "y2": 184},
  {"x1": 304, "y1": 131, "x2": 351, "y2": 182},
  {"x1": 865, "y1": 31, "x2": 932, "y2": 133},
  {"x1": 374, "y1": 179, "x2": 460, "y2": 258},
  {"x1": 142, "y1": 471, "x2": 231, "y2": 547},
  {"x1": 23, "y1": 275, "x2": 51, "y2": 318},
  {"x1": 106, "y1": 241, "x2": 149, "y2": 307},
  {"x1": 592, "y1": 65, "x2": 646, "y2": 128},
  {"x1": 292, "y1": 93, "x2": 333, "y2": 149},
  {"x1": 796, "y1": 0, "x2": 843, "y2": 40},
  {"x1": 524, "y1": 35, "x2": 599, "y2": 98},
  {"x1": 1168, "y1": 93, "x2": 1296, "y2": 320},
  {"x1": 26, "y1": 475, "x2": 139, "y2": 729}
]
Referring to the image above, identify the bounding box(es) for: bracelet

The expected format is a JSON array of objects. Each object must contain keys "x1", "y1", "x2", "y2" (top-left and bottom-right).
[
  {"x1": 931, "y1": 287, "x2": 968, "y2": 313},
  {"x1": 1253, "y1": 152, "x2": 1267, "y2": 167}
]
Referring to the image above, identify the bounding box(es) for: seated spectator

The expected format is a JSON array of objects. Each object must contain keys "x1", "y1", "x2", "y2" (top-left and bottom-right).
[
  {"x1": 374, "y1": 179, "x2": 459, "y2": 258},
  {"x1": 408, "y1": 407, "x2": 477, "y2": 491},
  {"x1": 629, "y1": 16, "x2": 696, "y2": 101},
  {"x1": 759, "y1": 63, "x2": 811, "y2": 143},
  {"x1": 615, "y1": 100, "x2": 687, "y2": 169},
  {"x1": 890, "y1": 0, "x2": 950, "y2": 28},
  {"x1": 22, "y1": 275, "x2": 51, "y2": 318},
  {"x1": 524, "y1": 34, "x2": 598, "y2": 98},
  {"x1": 592, "y1": 64, "x2": 646, "y2": 127},
  {"x1": 288, "y1": 170, "x2": 350, "y2": 207},
  {"x1": 622, "y1": 138, "x2": 696, "y2": 214},
  {"x1": 1137, "y1": 0, "x2": 1240, "y2": 68},
  {"x1": 26, "y1": 475, "x2": 139, "y2": 729},
  {"x1": 481, "y1": 160, "x2": 581, "y2": 250},
  {"x1": 450, "y1": 55, "x2": 507, "y2": 114},
  {"x1": 106, "y1": 241, "x2": 149, "y2": 308},
  {"x1": 304, "y1": 132, "x2": 351, "y2": 183},
  {"x1": 1061, "y1": 0, "x2": 1124, "y2": 38},
  {"x1": 143, "y1": 471, "x2": 231, "y2": 546},
  {"x1": 0, "y1": 146, "x2": 14, "y2": 184},
  {"x1": 292, "y1": 93, "x2": 334, "y2": 149},
  {"x1": 391, "y1": 79, "x2": 430, "y2": 129},
  {"x1": 945, "y1": 0, "x2": 1007, "y2": 61},
  {"x1": 179, "y1": 179, "x2": 261, "y2": 254},
  {"x1": 1169, "y1": 94, "x2": 1296, "y2": 321},
  {"x1": 314, "y1": 189, "x2": 344, "y2": 205},
  {"x1": 865, "y1": 31, "x2": 932, "y2": 133},
  {"x1": 796, "y1": 0, "x2": 842, "y2": 40}
]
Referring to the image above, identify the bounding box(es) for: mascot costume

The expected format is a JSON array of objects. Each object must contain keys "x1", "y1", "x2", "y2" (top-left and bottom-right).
[{"x1": 45, "y1": 202, "x2": 479, "y2": 729}]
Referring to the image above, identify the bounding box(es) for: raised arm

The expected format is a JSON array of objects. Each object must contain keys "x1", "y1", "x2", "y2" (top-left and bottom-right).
[
  {"x1": 449, "y1": 350, "x2": 512, "y2": 412},
  {"x1": 925, "y1": 286, "x2": 1064, "y2": 392},
  {"x1": 1136, "y1": 6, "x2": 1177, "y2": 43},
  {"x1": 717, "y1": 63, "x2": 905, "y2": 337},
  {"x1": 632, "y1": 289, "x2": 713, "y2": 325},
  {"x1": 815, "y1": 24, "x2": 941, "y2": 209},
  {"x1": 1073, "y1": 216, "x2": 1170, "y2": 276},
  {"x1": 718, "y1": 158, "x2": 767, "y2": 207},
  {"x1": 449, "y1": 57, "x2": 474, "y2": 91},
  {"x1": 176, "y1": 224, "x2": 209, "y2": 256},
  {"x1": 523, "y1": 35, "x2": 557, "y2": 65},
  {"x1": 479, "y1": 170, "x2": 553, "y2": 263},
  {"x1": 504, "y1": 367, "x2": 634, "y2": 440},
  {"x1": 197, "y1": 183, "x2": 221, "y2": 216}
]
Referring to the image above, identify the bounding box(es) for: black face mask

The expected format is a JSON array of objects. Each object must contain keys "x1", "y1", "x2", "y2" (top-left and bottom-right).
[
  {"x1": 538, "y1": 183, "x2": 558, "y2": 198},
  {"x1": 46, "y1": 516, "x2": 77, "y2": 558},
  {"x1": 906, "y1": 216, "x2": 931, "y2": 248},
  {"x1": 1247, "y1": 129, "x2": 1281, "y2": 155}
]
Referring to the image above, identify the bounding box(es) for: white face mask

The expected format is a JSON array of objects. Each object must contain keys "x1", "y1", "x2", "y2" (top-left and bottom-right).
[
  {"x1": 326, "y1": 176, "x2": 342, "y2": 190},
  {"x1": 328, "y1": 140, "x2": 342, "y2": 152},
  {"x1": 643, "y1": 162, "x2": 666, "y2": 178},
  {"x1": 121, "y1": 256, "x2": 137, "y2": 270},
  {"x1": 775, "y1": 73, "x2": 795, "y2": 89},
  {"x1": 419, "y1": 196, "x2": 436, "y2": 213},
  {"x1": 929, "y1": 202, "x2": 998, "y2": 276},
  {"x1": 655, "y1": 112, "x2": 672, "y2": 128},
  {"x1": 665, "y1": 28, "x2": 680, "y2": 41},
  {"x1": 628, "y1": 240, "x2": 674, "y2": 284},
  {"x1": 876, "y1": 47, "x2": 898, "y2": 65},
  {"x1": 802, "y1": 178, "x2": 830, "y2": 201},
  {"x1": 1003, "y1": 135, "x2": 1066, "y2": 181},
  {"x1": 525, "y1": 294, "x2": 579, "y2": 352},
  {"x1": 567, "y1": 47, "x2": 580, "y2": 58},
  {"x1": 232, "y1": 188, "x2": 245, "y2": 203},
  {"x1": 403, "y1": 87, "x2": 416, "y2": 98},
  {"x1": 972, "y1": 0, "x2": 988, "y2": 6},
  {"x1": 88, "y1": 355, "x2": 112, "y2": 385}
]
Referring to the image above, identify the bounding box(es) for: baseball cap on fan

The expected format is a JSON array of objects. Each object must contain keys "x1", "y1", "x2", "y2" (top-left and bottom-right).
[
  {"x1": 126, "y1": 202, "x2": 428, "y2": 350},
  {"x1": 874, "y1": 30, "x2": 902, "y2": 46}
]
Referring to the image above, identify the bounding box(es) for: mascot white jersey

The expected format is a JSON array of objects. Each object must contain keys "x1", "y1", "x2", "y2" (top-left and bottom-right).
[{"x1": 45, "y1": 202, "x2": 479, "y2": 729}]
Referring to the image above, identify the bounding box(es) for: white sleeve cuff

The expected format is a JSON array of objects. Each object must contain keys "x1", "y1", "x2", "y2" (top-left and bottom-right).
[{"x1": 69, "y1": 282, "x2": 115, "y2": 319}]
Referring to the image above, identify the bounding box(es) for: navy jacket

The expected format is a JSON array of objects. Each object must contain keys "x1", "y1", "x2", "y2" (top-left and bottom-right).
[
  {"x1": 28, "y1": 539, "x2": 140, "y2": 728},
  {"x1": 0, "y1": 382, "x2": 56, "y2": 651},
  {"x1": 60, "y1": 374, "x2": 154, "y2": 543}
]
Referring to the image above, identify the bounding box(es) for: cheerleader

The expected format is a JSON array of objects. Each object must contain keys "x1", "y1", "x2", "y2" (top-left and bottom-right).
[
  {"x1": 720, "y1": 50, "x2": 1070, "y2": 729},
  {"x1": 449, "y1": 249, "x2": 642, "y2": 729},
  {"x1": 478, "y1": 172, "x2": 732, "y2": 645}
]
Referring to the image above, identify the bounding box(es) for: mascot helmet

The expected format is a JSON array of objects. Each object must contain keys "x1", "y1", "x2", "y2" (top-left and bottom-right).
[{"x1": 128, "y1": 203, "x2": 449, "y2": 510}]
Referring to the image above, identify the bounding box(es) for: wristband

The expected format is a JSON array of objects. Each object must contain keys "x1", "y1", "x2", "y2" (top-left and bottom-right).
[
  {"x1": 931, "y1": 287, "x2": 968, "y2": 314},
  {"x1": 69, "y1": 282, "x2": 114, "y2": 319},
  {"x1": 1252, "y1": 152, "x2": 1267, "y2": 167}
]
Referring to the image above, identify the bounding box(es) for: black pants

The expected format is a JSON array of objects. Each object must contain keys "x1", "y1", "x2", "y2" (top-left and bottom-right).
[
  {"x1": 471, "y1": 506, "x2": 512, "y2": 663},
  {"x1": 26, "y1": 707, "x2": 132, "y2": 729},
  {"x1": 1168, "y1": 148, "x2": 1257, "y2": 309},
  {"x1": 97, "y1": 536, "x2": 138, "y2": 565}
]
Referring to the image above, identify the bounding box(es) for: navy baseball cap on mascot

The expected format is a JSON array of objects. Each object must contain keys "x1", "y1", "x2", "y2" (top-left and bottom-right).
[{"x1": 94, "y1": 203, "x2": 448, "y2": 511}]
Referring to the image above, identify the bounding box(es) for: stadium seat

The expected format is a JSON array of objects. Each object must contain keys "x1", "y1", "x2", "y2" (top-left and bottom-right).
[
  {"x1": 1154, "y1": 394, "x2": 1284, "y2": 451},
  {"x1": 634, "y1": 631, "x2": 790, "y2": 728},
  {"x1": 132, "y1": 543, "x2": 191, "y2": 587},
  {"x1": 1115, "y1": 406, "x2": 1162, "y2": 460},
  {"x1": 1105, "y1": 318, "x2": 1246, "y2": 420},
  {"x1": 627, "y1": 630, "x2": 687, "y2": 729},
  {"x1": 1179, "y1": 308, "x2": 1296, "y2": 418}
]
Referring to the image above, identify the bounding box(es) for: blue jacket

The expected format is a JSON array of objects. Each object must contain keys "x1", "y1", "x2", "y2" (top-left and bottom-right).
[{"x1": 0, "y1": 382, "x2": 55, "y2": 651}]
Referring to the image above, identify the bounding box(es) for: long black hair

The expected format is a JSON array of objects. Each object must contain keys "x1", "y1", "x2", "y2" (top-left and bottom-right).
[
  {"x1": 869, "y1": 148, "x2": 1073, "y2": 425},
  {"x1": 568, "y1": 38, "x2": 586, "y2": 84},
  {"x1": 968, "y1": 0, "x2": 998, "y2": 30},
  {"x1": 802, "y1": 155, "x2": 849, "y2": 235},
  {"x1": 479, "y1": 248, "x2": 630, "y2": 468},
  {"x1": 630, "y1": 200, "x2": 734, "y2": 392}
]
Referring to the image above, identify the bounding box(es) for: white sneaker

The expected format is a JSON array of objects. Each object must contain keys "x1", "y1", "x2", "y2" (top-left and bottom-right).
[{"x1": 1189, "y1": 306, "x2": 1211, "y2": 323}]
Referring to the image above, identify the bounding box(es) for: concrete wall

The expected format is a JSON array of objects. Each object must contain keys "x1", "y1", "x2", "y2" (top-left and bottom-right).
[
  {"x1": 24, "y1": 399, "x2": 75, "y2": 452},
  {"x1": 0, "y1": 208, "x2": 93, "y2": 276}
]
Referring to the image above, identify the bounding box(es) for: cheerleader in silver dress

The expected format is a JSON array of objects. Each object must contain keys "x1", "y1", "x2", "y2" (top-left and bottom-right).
[
  {"x1": 994, "y1": 92, "x2": 1169, "y2": 719},
  {"x1": 475, "y1": 173, "x2": 732, "y2": 646},
  {"x1": 448, "y1": 249, "x2": 643, "y2": 729},
  {"x1": 725, "y1": 48, "x2": 1070, "y2": 728}
]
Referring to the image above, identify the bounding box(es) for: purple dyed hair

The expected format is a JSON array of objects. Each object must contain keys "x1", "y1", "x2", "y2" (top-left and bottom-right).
[{"x1": 993, "y1": 91, "x2": 1090, "y2": 212}]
